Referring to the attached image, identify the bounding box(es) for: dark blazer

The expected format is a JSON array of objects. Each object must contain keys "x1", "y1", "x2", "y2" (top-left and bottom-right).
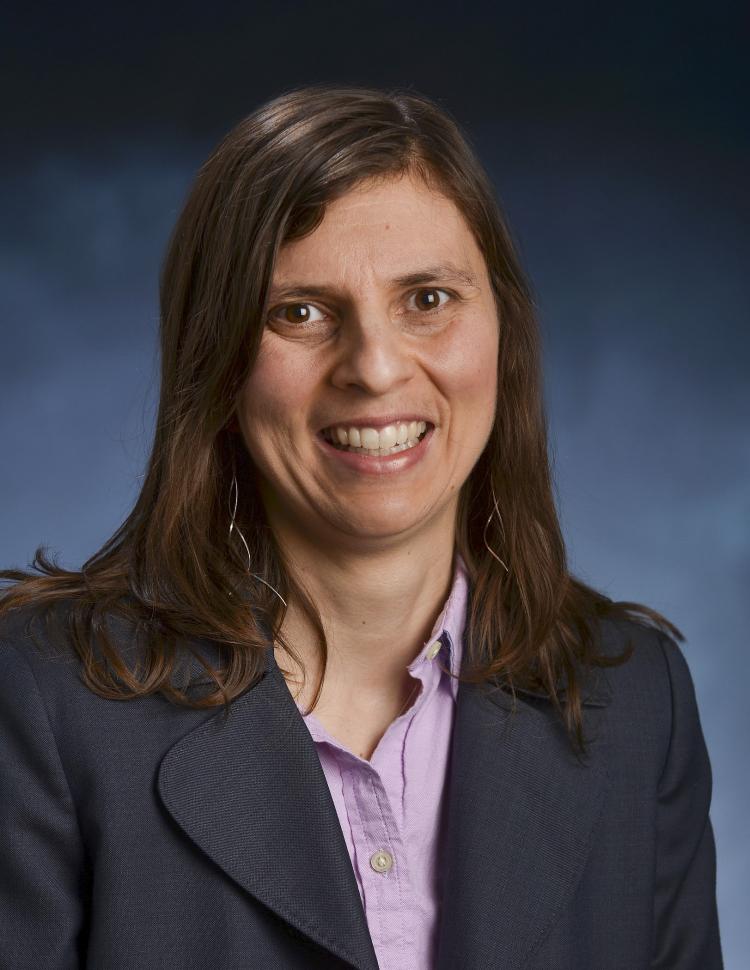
[{"x1": 0, "y1": 598, "x2": 723, "y2": 969}]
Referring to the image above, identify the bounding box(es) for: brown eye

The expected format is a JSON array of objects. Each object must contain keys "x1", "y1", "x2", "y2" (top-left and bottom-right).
[
  {"x1": 270, "y1": 303, "x2": 325, "y2": 326},
  {"x1": 283, "y1": 305, "x2": 310, "y2": 324},
  {"x1": 410, "y1": 288, "x2": 451, "y2": 312}
]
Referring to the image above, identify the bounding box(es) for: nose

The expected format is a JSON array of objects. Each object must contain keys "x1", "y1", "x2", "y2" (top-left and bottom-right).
[{"x1": 329, "y1": 308, "x2": 416, "y2": 396}]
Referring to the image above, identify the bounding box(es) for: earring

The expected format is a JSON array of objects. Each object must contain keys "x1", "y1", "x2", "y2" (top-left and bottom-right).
[
  {"x1": 228, "y1": 470, "x2": 288, "y2": 608},
  {"x1": 483, "y1": 482, "x2": 510, "y2": 573}
]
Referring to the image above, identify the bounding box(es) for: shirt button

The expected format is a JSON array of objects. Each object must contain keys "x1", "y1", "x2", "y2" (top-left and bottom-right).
[
  {"x1": 370, "y1": 849, "x2": 394, "y2": 873},
  {"x1": 426, "y1": 640, "x2": 441, "y2": 660}
]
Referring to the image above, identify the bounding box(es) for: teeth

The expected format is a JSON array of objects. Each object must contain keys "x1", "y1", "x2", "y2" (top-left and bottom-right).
[{"x1": 325, "y1": 420, "x2": 428, "y2": 449}]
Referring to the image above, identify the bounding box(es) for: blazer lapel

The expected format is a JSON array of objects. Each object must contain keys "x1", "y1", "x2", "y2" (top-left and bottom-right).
[
  {"x1": 157, "y1": 641, "x2": 380, "y2": 970},
  {"x1": 434, "y1": 662, "x2": 612, "y2": 970}
]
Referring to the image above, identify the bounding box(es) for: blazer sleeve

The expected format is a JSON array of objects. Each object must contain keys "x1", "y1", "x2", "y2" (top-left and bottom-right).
[
  {"x1": 651, "y1": 633, "x2": 724, "y2": 969},
  {"x1": 0, "y1": 639, "x2": 88, "y2": 969}
]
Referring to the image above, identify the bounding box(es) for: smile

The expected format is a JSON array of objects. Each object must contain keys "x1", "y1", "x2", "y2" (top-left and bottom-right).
[
  {"x1": 315, "y1": 424, "x2": 436, "y2": 476},
  {"x1": 321, "y1": 420, "x2": 430, "y2": 454}
]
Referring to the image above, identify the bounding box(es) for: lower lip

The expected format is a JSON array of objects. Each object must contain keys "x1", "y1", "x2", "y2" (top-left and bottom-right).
[{"x1": 315, "y1": 426, "x2": 436, "y2": 476}]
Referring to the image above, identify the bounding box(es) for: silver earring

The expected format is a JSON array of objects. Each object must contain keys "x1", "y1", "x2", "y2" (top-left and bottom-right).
[
  {"x1": 228, "y1": 471, "x2": 288, "y2": 607},
  {"x1": 483, "y1": 482, "x2": 510, "y2": 573}
]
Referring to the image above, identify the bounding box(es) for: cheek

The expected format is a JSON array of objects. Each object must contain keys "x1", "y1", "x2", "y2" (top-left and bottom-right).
[
  {"x1": 239, "y1": 345, "x2": 311, "y2": 434},
  {"x1": 443, "y1": 320, "x2": 498, "y2": 407}
]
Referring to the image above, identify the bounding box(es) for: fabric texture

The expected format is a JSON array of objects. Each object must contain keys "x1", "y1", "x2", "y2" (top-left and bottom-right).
[{"x1": 0, "y1": 575, "x2": 724, "y2": 969}]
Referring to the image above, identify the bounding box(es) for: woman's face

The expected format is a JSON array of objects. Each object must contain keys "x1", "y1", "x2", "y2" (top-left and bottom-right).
[{"x1": 236, "y1": 170, "x2": 499, "y2": 552}]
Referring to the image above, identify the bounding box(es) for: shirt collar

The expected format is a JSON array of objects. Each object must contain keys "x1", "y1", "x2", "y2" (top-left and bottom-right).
[{"x1": 406, "y1": 550, "x2": 469, "y2": 702}]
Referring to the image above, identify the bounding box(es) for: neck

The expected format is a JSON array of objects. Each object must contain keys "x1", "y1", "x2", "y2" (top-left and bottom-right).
[{"x1": 272, "y1": 531, "x2": 457, "y2": 704}]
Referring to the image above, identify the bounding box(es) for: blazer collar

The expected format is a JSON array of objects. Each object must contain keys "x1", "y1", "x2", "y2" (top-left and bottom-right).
[{"x1": 158, "y1": 604, "x2": 612, "y2": 970}]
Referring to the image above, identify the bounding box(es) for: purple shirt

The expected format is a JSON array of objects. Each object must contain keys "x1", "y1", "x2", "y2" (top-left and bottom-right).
[{"x1": 293, "y1": 552, "x2": 469, "y2": 970}]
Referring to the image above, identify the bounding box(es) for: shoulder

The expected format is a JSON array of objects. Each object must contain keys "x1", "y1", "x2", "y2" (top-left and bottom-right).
[
  {"x1": 0, "y1": 596, "x2": 165, "y2": 729},
  {"x1": 594, "y1": 614, "x2": 710, "y2": 784},
  {"x1": 0, "y1": 599, "x2": 104, "y2": 732},
  {"x1": 0, "y1": 596, "x2": 114, "y2": 679},
  {"x1": 0, "y1": 601, "x2": 88, "y2": 787},
  {"x1": 0, "y1": 598, "x2": 78, "y2": 680},
  {"x1": 0, "y1": 598, "x2": 221, "y2": 793},
  {"x1": 0, "y1": 594, "x2": 184, "y2": 682},
  {"x1": 595, "y1": 612, "x2": 701, "y2": 708}
]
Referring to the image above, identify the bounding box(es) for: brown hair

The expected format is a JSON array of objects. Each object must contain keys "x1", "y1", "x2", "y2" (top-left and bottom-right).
[{"x1": 0, "y1": 83, "x2": 682, "y2": 755}]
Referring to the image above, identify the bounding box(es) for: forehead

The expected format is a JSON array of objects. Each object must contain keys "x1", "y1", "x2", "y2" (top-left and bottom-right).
[{"x1": 271, "y1": 172, "x2": 483, "y2": 286}]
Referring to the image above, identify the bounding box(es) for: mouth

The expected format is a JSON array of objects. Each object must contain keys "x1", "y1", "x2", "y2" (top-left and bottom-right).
[
  {"x1": 318, "y1": 422, "x2": 434, "y2": 451},
  {"x1": 314, "y1": 422, "x2": 436, "y2": 474}
]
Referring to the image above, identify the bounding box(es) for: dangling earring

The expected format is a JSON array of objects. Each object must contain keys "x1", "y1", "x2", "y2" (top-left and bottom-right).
[
  {"x1": 483, "y1": 482, "x2": 510, "y2": 573},
  {"x1": 228, "y1": 468, "x2": 288, "y2": 608}
]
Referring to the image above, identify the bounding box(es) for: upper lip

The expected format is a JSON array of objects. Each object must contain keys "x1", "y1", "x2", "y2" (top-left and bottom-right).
[{"x1": 318, "y1": 414, "x2": 434, "y2": 432}]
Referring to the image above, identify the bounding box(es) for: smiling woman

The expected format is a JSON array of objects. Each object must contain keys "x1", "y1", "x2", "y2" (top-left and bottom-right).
[{"x1": 0, "y1": 84, "x2": 723, "y2": 969}]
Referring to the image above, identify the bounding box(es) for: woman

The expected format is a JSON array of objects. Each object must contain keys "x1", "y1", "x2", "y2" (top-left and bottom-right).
[{"x1": 0, "y1": 85, "x2": 723, "y2": 969}]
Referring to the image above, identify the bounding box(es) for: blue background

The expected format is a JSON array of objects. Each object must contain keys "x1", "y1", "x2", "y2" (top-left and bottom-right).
[{"x1": 1, "y1": 2, "x2": 747, "y2": 962}]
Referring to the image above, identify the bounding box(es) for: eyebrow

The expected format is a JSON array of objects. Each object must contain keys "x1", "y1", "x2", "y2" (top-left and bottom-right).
[{"x1": 267, "y1": 262, "x2": 479, "y2": 302}]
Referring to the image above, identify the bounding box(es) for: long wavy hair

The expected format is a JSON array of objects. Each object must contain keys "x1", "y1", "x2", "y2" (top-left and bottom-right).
[{"x1": 0, "y1": 83, "x2": 682, "y2": 756}]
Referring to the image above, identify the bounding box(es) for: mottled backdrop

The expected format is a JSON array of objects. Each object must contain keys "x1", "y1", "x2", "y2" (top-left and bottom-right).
[{"x1": 1, "y1": 1, "x2": 747, "y2": 963}]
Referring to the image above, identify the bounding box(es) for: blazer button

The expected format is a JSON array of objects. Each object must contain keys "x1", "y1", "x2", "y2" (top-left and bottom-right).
[
  {"x1": 370, "y1": 849, "x2": 394, "y2": 873},
  {"x1": 426, "y1": 640, "x2": 441, "y2": 660}
]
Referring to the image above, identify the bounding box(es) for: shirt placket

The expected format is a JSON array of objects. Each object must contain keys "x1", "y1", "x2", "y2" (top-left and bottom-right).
[{"x1": 343, "y1": 758, "x2": 416, "y2": 970}]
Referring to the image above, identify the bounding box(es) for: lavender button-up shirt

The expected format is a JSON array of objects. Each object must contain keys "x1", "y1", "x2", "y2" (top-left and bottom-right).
[{"x1": 293, "y1": 552, "x2": 469, "y2": 970}]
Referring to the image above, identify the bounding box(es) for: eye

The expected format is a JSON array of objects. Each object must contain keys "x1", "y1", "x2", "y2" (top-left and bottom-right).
[
  {"x1": 407, "y1": 287, "x2": 453, "y2": 313},
  {"x1": 268, "y1": 303, "x2": 326, "y2": 326}
]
